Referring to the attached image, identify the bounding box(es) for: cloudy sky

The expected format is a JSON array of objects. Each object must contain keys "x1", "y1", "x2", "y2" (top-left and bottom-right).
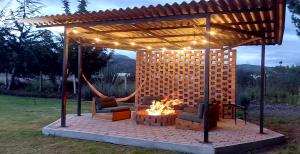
[{"x1": 1, "y1": 0, "x2": 299, "y2": 66}]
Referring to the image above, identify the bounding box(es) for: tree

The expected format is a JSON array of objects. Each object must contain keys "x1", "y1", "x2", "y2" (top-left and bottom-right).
[
  {"x1": 1, "y1": 0, "x2": 49, "y2": 90},
  {"x1": 279, "y1": 61, "x2": 283, "y2": 67},
  {"x1": 62, "y1": 0, "x2": 71, "y2": 14},
  {"x1": 77, "y1": 0, "x2": 88, "y2": 13},
  {"x1": 287, "y1": 0, "x2": 300, "y2": 36}
]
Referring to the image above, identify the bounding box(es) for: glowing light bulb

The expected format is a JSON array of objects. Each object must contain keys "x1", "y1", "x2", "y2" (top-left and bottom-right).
[
  {"x1": 94, "y1": 38, "x2": 100, "y2": 42},
  {"x1": 147, "y1": 46, "x2": 152, "y2": 50},
  {"x1": 192, "y1": 40, "x2": 197, "y2": 45},
  {"x1": 114, "y1": 42, "x2": 119, "y2": 46},
  {"x1": 72, "y1": 29, "x2": 78, "y2": 34},
  {"x1": 202, "y1": 40, "x2": 208, "y2": 44},
  {"x1": 209, "y1": 31, "x2": 216, "y2": 35},
  {"x1": 187, "y1": 46, "x2": 192, "y2": 50},
  {"x1": 130, "y1": 42, "x2": 136, "y2": 46}
]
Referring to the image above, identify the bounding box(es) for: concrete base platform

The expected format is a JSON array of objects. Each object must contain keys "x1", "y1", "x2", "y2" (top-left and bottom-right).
[{"x1": 42, "y1": 114, "x2": 285, "y2": 154}]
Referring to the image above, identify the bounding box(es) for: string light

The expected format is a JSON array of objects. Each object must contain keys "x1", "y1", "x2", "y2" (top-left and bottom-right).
[
  {"x1": 209, "y1": 31, "x2": 216, "y2": 35},
  {"x1": 94, "y1": 38, "x2": 100, "y2": 42},
  {"x1": 72, "y1": 29, "x2": 78, "y2": 34},
  {"x1": 114, "y1": 42, "x2": 119, "y2": 46},
  {"x1": 130, "y1": 42, "x2": 136, "y2": 46}
]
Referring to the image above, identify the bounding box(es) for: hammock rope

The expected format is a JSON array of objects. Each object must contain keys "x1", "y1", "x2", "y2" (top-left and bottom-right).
[{"x1": 82, "y1": 73, "x2": 143, "y2": 102}]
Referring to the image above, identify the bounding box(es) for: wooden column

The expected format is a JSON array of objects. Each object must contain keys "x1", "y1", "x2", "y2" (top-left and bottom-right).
[
  {"x1": 204, "y1": 15, "x2": 211, "y2": 143},
  {"x1": 260, "y1": 44, "x2": 266, "y2": 134},
  {"x1": 61, "y1": 27, "x2": 69, "y2": 127},
  {"x1": 77, "y1": 43, "x2": 82, "y2": 116},
  {"x1": 5, "y1": 71, "x2": 8, "y2": 89}
]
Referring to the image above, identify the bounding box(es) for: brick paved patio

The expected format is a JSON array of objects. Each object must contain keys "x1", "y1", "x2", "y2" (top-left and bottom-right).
[{"x1": 43, "y1": 113, "x2": 284, "y2": 154}]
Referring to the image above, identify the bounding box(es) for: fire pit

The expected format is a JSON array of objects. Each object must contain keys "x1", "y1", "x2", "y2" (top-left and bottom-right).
[{"x1": 136, "y1": 99, "x2": 182, "y2": 126}]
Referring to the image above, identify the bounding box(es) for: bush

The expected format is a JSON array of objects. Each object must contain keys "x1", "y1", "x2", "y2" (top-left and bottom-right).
[{"x1": 238, "y1": 94, "x2": 251, "y2": 109}]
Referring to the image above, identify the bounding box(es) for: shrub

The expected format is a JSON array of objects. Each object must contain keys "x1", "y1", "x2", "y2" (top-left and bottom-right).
[{"x1": 238, "y1": 94, "x2": 251, "y2": 109}]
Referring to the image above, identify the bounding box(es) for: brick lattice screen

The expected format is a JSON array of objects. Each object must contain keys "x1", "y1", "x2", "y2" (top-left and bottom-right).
[{"x1": 135, "y1": 49, "x2": 236, "y2": 117}]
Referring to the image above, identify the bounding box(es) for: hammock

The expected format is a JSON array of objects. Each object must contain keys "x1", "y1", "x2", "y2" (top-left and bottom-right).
[{"x1": 82, "y1": 74, "x2": 143, "y2": 102}]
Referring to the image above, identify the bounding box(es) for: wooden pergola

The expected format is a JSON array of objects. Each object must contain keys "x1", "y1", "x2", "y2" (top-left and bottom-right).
[{"x1": 22, "y1": 0, "x2": 286, "y2": 143}]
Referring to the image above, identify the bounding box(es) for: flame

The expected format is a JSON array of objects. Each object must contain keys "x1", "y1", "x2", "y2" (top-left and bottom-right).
[{"x1": 146, "y1": 99, "x2": 183, "y2": 116}]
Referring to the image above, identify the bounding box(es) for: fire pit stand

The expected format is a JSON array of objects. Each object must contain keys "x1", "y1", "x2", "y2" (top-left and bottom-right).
[{"x1": 136, "y1": 110, "x2": 177, "y2": 126}]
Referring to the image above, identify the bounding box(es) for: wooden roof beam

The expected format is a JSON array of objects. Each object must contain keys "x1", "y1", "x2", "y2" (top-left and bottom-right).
[
  {"x1": 35, "y1": 7, "x2": 272, "y2": 28},
  {"x1": 211, "y1": 24, "x2": 265, "y2": 38},
  {"x1": 91, "y1": 21, "x2": 275, "y2": 34},
  {"x1": 222, "y1": 37, "x2": 262, "y2": 50},
  {"x1": 130, "y1": 24, "x2": 183, "y2": 49},
  {"x1": 82, "y1": 33, "x2": 206, "y2": 39},
  {"x1": 81, "y1": 27, "x2": 146, "y2": 49}
]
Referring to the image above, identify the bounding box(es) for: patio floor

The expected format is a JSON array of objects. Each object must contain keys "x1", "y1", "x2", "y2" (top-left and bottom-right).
[{"x1": 43, "y1": 113, "x2": 285, "y2": 154}]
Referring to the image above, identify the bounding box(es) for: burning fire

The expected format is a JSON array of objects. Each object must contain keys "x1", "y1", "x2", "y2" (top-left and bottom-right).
[{"x1": 146, "y1": 99, "x2": 183, "y2": 116}]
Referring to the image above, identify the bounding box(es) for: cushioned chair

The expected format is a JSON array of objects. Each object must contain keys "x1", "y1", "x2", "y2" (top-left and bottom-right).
[
  {"x1": 91, "y1": 97, "x2": 131, "y2": 121},
  {"x1": 175, "y1": 102, "x2": 218, "y2": 131},
  {"x1": 137, "y1": 95, "x2": 163, "y2": 110}
]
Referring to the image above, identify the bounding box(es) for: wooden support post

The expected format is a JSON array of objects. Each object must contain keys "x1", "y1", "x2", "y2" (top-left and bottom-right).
[
  {"x1": 5, "y1": 71, "x2": 8, "y2": 89},
  {"x1": 204, "y1": 15, "x2": 211, "y2": 143},
  {"x1": 77, "y1": 43, "x2": 82, "y2": 116},
  {"x1": 260, "y1": 44, "x2": 266, "y2": 134},
  {"x1": 72, "y1": 74, "x2": 76, "y2": 94},
  {"x1": 61, "y1": 27, "x2": 69, "y2": 127},
  {"x1": 39, "y1": 71, "x2": 43, "y2": 92}
]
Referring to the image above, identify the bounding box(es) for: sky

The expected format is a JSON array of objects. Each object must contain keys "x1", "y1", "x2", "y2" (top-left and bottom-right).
[{"x1": 1, "y1": 0, "x2": 299, "y2": 66}]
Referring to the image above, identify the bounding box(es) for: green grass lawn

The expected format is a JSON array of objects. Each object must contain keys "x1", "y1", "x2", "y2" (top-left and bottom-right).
[{"x1": 0, "y1": 95, "x2": 176, "y2": 154}]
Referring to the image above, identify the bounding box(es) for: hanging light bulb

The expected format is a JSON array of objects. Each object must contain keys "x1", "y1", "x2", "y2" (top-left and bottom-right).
[
  {"x1": 202, "y1": 40, "x2": 208, "y2": 44},
  {"x1": 187, "y1": 46, "x2": 192, "y2": 50},
  {"x1": 147, "y1": 46, "x2": 152, "y2": 50},
  {"x1": 72, "y1": 29, "x2": 78, "y2": 34},
  {"x1": 209, "y1": 31, "x2": 216, "y2": 35},
  {"x1": 130, "y1": 42, "x2": 136, "y2": 46},
  {"x1": 192, "y1": 40, "x2": 197, "y2": 45},
  {"x1": 114, "y1": 42, "x2": 119, "y2": 46},
  {"x1": 94, "y1": 38, "x2": 100, "y2": 42}
]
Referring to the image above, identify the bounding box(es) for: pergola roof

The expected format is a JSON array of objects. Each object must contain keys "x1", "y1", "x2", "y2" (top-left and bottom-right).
[{"x1": 22, "y1": 0, "x2": 286, "y2": 50}]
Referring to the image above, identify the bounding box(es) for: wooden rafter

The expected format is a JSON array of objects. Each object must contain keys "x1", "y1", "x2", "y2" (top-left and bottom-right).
[
  {"x1": 90, "y1": 20, "x2": 274, "y2": 34},
  {"x1": 130, "y1": 24, "x2": 183, "y2": 49},
  {"x1": 211, "y1": 24, "x2": 264, "y2": 38},
  {"x1": 81, "y1": 27, "x2": 145, "y2": 49},
  {"x1": 222, "y1": 37, "x2": 262, "y2": 50}
]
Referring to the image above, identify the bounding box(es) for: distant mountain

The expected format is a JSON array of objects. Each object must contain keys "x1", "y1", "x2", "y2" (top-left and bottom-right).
[
  {"x1": 237, "y1": 64, "x2": 273, "y2": 73},
  {"x1": 109, "y1": 54, "x2": 136, "y2": 72}
]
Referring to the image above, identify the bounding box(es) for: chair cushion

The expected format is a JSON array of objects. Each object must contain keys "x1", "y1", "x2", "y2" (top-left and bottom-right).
[
  {"x1": 96, "y1": 106, "x2": 130, "y2": 113},
  {"x1": 173, "y1": 103, "x2": 188, "y2": 110},
  {"x1": 178, "y1": 112, "x2": 202, "y2": 123},
  {"x1": 142, "y1": 96, "x2": 163, "y2": 105},
  {"x1": 99, "y1": 97, "x2": 117, "y2": 109},
  {"x1": 183, "y1": 107, "x2": 197, "y2": 113}
]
